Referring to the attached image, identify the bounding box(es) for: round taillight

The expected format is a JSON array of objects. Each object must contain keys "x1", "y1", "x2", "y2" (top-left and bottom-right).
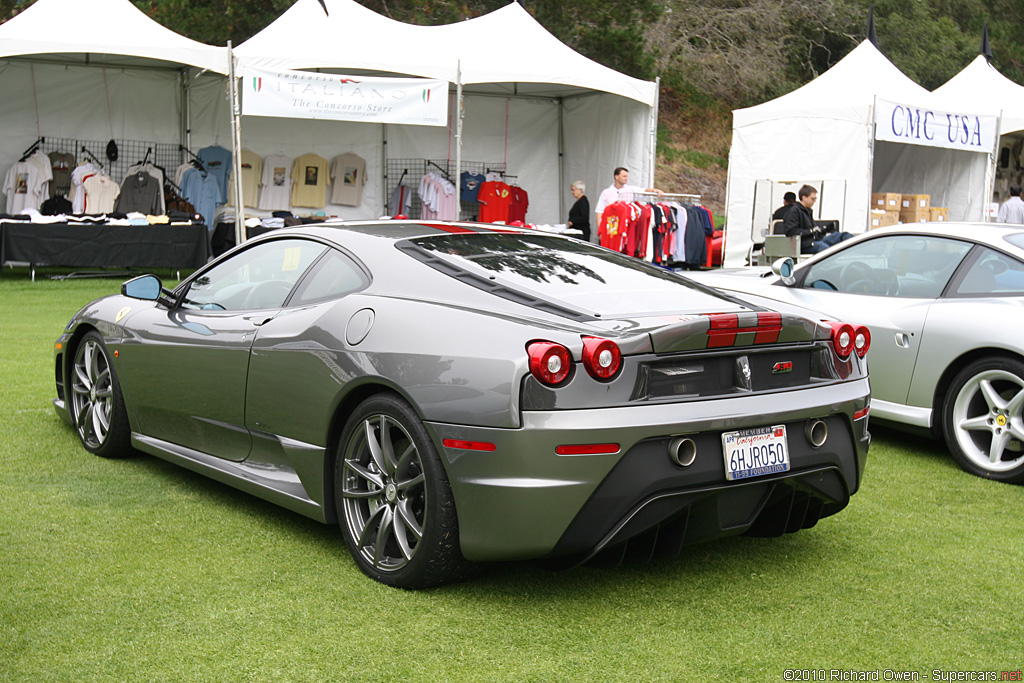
[
  {"x1": 527, "y1": 341, "x2": 572, "y2": 386},
  {"x1": 581, "y1": 336, "x2": 622, "y2": 380},
  {"x1": 829, "y1": 322, "x2": 855, "y2": 359},
  {"x1": 854, "y1": 325, "x2": 871, "y2": 358}
]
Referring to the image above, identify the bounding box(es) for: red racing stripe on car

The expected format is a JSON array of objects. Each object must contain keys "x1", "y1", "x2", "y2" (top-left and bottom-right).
[
  {"x1": 705, "y1": 312, "x2": 783, "y2": 347},
  {"x1": 754, "y1": 312, "x2": 782, "y2": 344}
]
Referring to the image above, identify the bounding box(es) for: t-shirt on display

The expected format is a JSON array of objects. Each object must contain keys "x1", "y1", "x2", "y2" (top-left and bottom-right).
[
  {"x1": 330, "y1": 153, "x2": 366, "y2": 206},
  {"x1": 258, "y1": 155, "x2": 293, "y2": 210},
  {"x1": 291, "y1": 153, "x2": 329, "y2": 208}
]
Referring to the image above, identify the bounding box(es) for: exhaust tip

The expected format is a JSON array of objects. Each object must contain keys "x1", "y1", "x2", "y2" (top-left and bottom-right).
[
  {"x1": 668, "y1": 436, "x2": 697, "y2": 467},
  {"x1": 805, "y1": 419, "x2": 828, "y2": 448}
]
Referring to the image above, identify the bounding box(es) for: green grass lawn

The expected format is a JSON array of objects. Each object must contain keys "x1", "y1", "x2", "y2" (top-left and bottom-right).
[{"x1": 1, "y1": 270, "x2": 1022, "y2": 682}]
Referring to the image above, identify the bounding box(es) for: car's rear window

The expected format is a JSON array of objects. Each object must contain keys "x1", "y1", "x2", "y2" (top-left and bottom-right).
[
  {"x1": 402, "y1": 233, "x2": 726, "y2": 317},
  {"x1": 1003, "y1": 232, "x2": 1024, "y2": 250}
]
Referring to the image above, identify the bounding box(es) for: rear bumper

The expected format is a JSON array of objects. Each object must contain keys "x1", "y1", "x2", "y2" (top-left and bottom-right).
[{"x1": 427, "y1": 378, "x2": 870, "y2": 562}]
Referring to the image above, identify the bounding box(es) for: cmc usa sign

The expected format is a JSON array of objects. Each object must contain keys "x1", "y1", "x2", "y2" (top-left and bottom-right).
[
  {"x1": 241, "y1": 66, "x2": 448, "y2": 126},
  {"x1": 875, "y1": 99, "x2": 997, "y2": 153}
]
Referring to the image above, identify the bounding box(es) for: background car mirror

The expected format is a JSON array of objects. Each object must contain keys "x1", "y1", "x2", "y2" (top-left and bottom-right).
[
  {"x1": 772, "y1": 258, "x2": 796, "y2": 286},
  {"x1": 122, "y1": 275, "x2": 162, "y2": 301}
]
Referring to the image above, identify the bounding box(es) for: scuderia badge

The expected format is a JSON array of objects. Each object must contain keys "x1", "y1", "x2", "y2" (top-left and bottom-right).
[{"x1": 115, "y1": 306, "x2": 132, "y2": 323}]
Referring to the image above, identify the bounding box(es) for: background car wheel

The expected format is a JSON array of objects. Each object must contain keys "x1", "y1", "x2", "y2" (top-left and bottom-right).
[
  {"x1": 942, "y1": 356, "x2": 1024, "y2": 484},
  {"x1": 69, "y1": 331, "x2": 133, "y2": 458},
  {"x1": 335, "y1": 393, "x2": 474, "y2": 588}
]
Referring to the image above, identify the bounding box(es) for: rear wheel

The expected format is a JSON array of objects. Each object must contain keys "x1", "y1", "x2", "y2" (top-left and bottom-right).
[
  {"x1": 335, "y1": 393, "x2": 473, "y2": 588},
  {"x1": 69, "y1": 331, "x2": 133, "y2": 458},
  {"x1": 942, "y1": 357, "x2": 1024, "y2": 484}
]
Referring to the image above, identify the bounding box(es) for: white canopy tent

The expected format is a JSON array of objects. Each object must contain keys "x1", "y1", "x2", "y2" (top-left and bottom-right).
[
  {"x1": 230, "y1": 0, "x2": 659, "y2": 227},
  {"x1": 723, "y1": 40, "x2": 993, "y2": 266},
  {"x1": 933, "y1": 55, "x2": 1024, "y2": 207},
  {"x1": 0, "y1": 0, "x2": 229, "y2": 213}
]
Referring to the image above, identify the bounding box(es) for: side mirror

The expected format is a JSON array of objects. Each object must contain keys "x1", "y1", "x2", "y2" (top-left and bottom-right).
[
  {"x1": 771, "y1": 257, "x2": 797, "y2": 286},
  {"x1": 122, "y1": 274, "x2": 162, "y2": 301}
]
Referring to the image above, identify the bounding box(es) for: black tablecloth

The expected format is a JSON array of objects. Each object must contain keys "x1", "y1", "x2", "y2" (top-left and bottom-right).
[{"x1": 0, "y1": 221, "x2": 211, "y2": 269}]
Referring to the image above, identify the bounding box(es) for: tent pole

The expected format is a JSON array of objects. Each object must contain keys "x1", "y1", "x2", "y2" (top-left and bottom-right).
[
  {"x1": 227, "y1": 41, "x2": 245, "y2": 248},
  {"x1": 382, "y1": 123, "x2": 388, "y2": 216},
  {"x1": 648, "y1": 76, "x2": 660, "y2": 187},
  {"x1": 181, "y1": 68, "x2": 190, "y2": 156},
  {"x1": 867, "y1": 96, "x2": 877, "y2": 233},
  {"x1": 456, "y1": 61, "x2": 463, "y2": 210},
  {"x1": 558, "y1": 97, "x2": 565, "y2": 223},
  {"x1": 987, "y1": 112, "x2": 1003, "y2": 222}
]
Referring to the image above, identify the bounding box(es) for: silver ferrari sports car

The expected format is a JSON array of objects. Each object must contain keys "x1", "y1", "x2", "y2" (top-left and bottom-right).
[
  {"x1": 690, "y1": 222, "x2": 1024, "y2": 484},
  {"x1": 54, "y1": 221, "x2": 871, "y2": 587}
]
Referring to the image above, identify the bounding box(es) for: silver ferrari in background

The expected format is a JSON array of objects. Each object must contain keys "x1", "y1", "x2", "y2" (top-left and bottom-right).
[
  {"x1": 54, "y1": 221, "x2": 871, "y2": 587},
  {"x1": 690, "y1": 222, "x2": 1024, "y2": 484}
]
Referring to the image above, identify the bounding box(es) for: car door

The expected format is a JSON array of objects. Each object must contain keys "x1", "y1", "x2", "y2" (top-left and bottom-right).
[
  {"x1": 785, "y1": 234, "x2": 973, "y2": 406},
  {"x1": 119, "y1": 238, "x2": 327, "y2": 461}
]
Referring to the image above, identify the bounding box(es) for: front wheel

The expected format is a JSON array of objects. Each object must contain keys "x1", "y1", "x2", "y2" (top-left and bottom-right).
[
  {"x1": 69, "y1": 331, "x2": 133, "y2": 458},
  {"x1": 942, "y1": 357, "x2": 1024, "y2": 484},
  {"x1": 335, "y1": 393, "x2": 474, "y2": 588}
]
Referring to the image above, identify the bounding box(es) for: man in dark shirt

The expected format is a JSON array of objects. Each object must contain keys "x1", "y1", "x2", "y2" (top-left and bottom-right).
[
  {"x1": 772, "y1": 192, "x2": 796, "y2": 228},
  {"x1": 783, "y1": 185, "x2": 851, "y2": 254}
]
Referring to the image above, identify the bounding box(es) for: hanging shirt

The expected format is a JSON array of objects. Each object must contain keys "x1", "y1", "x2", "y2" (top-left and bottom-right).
[
  {"x1": 291, "y1": 153, "x2": 330, "y2": 208},
  {"x1": 198, "y1": 145, "x2": 233, "y2": 202},
  {"x1": 82, "y1": 175, "x2": 120, "y2": 214},
  {"x1": 68, "y1": 162, "x2": 100, "y2": 214},
  {"x1": 460, "y1": 171, "x2": 485, "y2": 203},
  {"x1": 258, "y1": 155, "x2": 293, "y2": 211},
  {"x1": 508, "y1": 186, "x2": 529, "y2": 223},
  {"x1": 389, "y1": 183, "x2": 412, "y2": 217},
  {"x1": 123, "y1": 163, "x2": 166, "y2": 214},
  {"x1": 48, "y1": 151, "x2": 75, "y2": 197},
  {"x1": 228, "y1": 149, "x2": 263, "y2": 209},
  {"x1": 181, "y1": 167, "x2": 221, "y2": 229},
  {"x1": 116, "y1": 172, "x2": 162, "y2": 215},
  {"x1": 330, "y1": 153, "x2": 366, "y2": 206},
  {"x1": 4, "y1": 160, "x2": 47, "y2": 214},
  {"x1": 477, "y1": 181, "x2": 512, "y2": 223}
]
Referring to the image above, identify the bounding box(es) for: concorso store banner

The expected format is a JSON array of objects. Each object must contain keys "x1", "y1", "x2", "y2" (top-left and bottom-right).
[{"x1": 241, "y1": 67, "x2": 448, "y2": 126}]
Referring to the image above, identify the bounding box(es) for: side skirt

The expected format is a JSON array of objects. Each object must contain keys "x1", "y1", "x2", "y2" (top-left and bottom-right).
[{"x1": 131, "y1": 433, "x2": 328, "y2": 523}]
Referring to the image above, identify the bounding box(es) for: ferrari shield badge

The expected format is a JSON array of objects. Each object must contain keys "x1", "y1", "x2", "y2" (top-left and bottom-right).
[{"x1": 115, "y1": 306, "x2": 131, "y2": 323}]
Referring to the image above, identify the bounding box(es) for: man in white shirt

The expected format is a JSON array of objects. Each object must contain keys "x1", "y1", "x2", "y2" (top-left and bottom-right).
[
  {"x1": 998, "y1": 185, "x2": 1024, "y2": 224},
  {"x1": 594, "y1": 167, "x2": 663, "y2": 227}
]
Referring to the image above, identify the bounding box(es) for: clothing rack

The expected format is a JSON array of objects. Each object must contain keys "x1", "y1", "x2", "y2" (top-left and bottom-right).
[
  {"x1": 80, "y1": 146, "x2": 104, "y2": 168},
  {"x1": 385, "y1": 158, "x2": 507, "y2": 221},
  {"x1": 426, "y1": 160, "x2": 450, "y2": 181},
  {"x1": 632, "y1": 191, "x2": 702, "y2": 202},
  {"x1": 20, "y1": 137, "x2": 44, "y2": 161},
  {"x1": 179, "y1": 145, "x2": 206, "y2": 170}
]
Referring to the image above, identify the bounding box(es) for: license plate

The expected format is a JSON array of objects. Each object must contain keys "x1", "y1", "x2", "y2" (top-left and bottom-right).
[{"x1": 721, "y1": 425, "x2": 790, "y2": 481}]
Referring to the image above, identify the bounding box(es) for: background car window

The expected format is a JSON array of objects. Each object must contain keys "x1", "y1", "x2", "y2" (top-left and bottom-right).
[
  {"x1": 801, "y1": 235, "x2": 971, "y2": 298},
  {"x1": 953, "y1": 248, "x2": 1024, "y2": 296},
  {"x1": 183, "y1": 239, "x2": 327, "y2": 311},
  {"x1": 290, "y1": 249, "x2": 370, "y2": 305}
]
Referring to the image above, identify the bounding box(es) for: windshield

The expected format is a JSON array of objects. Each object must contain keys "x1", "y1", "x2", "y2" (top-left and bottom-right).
[{"x1": 403, "y1": 233, "x2": 731, "y2": 317}]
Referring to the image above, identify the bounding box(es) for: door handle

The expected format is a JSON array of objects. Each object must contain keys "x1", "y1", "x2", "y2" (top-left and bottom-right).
[{"x1": 895, "y1": 332, "x2": 911, "y2": 348}]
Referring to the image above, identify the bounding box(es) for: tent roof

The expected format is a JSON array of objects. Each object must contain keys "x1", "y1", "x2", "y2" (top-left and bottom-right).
[
  {"x1": 235, "y1": 0, "x2": 657, "y2": 106},
  {"x1": 933, "y1": 54, "x2": 1024, "y2": 134},
  {"x1": 0, "y1": 0, "x2": 229, "y2": 74},
  {"x1": 734, "y1": 40, "x2": 930, "y2": 126}
]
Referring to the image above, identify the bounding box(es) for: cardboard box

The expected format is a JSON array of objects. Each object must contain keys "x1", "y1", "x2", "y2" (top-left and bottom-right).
[
  {"x1": 929, "y1": 207, "x2": 949, "y2": 222},
  {"x1": 871, "y1": 192, "x2": 901, "y2": 210},
  {"x1": 870, "y1": 210, "x2": 900, "y2": 229},
  {"x1": 901, "y1": 194, "x2": 930, "y2": 210},
  {"x1": 899, "y1": 209, "x2": 930, "y2": 223}
]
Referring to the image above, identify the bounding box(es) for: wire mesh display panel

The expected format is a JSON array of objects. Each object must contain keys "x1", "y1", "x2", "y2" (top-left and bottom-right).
[
  {"x1": 385, "y1": 158, "x2": 507, "y2": 221},
  {"x1": 29, "y1": 137, "x2": 186, "y2": 197}
]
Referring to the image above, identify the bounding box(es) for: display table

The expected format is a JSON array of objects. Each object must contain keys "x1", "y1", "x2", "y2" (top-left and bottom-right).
[{"x1": 1, "y1": 221, "x2": 210, "y2": 278}]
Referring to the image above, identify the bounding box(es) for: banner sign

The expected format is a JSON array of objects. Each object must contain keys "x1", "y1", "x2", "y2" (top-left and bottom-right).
[
  {"x1": 241, "y1": 67, "x2": 448, "y2": 127},
  {"x1": 875, "y1": 99, "x2": 997, "y2": 153}
]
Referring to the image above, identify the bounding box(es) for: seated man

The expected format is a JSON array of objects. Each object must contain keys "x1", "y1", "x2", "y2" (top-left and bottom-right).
[
  {"x1": 772, "y1": 192, "x2": 796, "y2": 230},
  {"x1": 783, "y1": 185, "x2": 852, "y2": 254}
]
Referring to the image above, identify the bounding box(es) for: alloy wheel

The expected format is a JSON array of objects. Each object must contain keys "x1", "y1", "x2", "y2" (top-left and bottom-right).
[
  {"x1": 340, "y1": 414, "x2": 427, "y2": 572},
  {"x1": 952, "y1": 368, "x2": 1024, "y2": 473},
  {"x1": 70, "y1": 339, "x2": 113, "y2": 449}
]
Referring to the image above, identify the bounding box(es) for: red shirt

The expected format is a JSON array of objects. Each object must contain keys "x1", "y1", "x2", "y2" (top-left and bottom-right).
[
  {"x1": 508, "y1": 186, "x2": 529, "y2": 223},
  {"x1": 478, "y1": 181, "x2": 512, "y2": 223}
]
